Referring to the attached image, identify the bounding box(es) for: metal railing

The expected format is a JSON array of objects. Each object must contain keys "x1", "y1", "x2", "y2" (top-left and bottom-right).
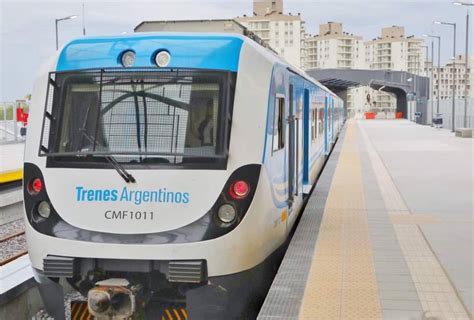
[
  {"x1": 425, "y1": 98, "x2": 474, "y2": 130},
  {"x1": 0, "y1": 102, "x2": 27, "y2": 144}
]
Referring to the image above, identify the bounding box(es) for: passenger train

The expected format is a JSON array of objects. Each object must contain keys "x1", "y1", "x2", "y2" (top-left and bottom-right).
[{"x1": 23, "y1": 32, "x2": 344, "y2": 319}]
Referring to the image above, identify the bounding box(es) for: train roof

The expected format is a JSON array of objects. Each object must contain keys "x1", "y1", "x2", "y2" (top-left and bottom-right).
[
  {"x1": 56, "y1": 32, "x2": 337, "y2": 98},
  {"x1": 56, "y1": 32, "x2": 246, "y2": 72}
]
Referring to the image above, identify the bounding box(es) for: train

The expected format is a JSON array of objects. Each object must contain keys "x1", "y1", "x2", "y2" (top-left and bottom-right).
[{"x1": 23, "y1": 31, "x2": 344, "y2": 319}]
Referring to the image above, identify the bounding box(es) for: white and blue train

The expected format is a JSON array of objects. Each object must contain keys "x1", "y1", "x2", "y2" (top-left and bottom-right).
[{"x1": 23, "y1": 32, "x2": 344, "y2": 319}]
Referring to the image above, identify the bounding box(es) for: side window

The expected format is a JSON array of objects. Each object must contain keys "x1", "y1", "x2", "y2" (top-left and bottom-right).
[
  {"x1": 315, "y1": 110, "x2": 319, "y2": 139},
  {"x1": 311, "y1": 109, "x2": 317, "y2": 141},
  {"x1": 318, "y1": 108, "x2": 325, "y2": 136},
  {"x1": 273, "y1": 97, "x2": 285, "y2": 152}
]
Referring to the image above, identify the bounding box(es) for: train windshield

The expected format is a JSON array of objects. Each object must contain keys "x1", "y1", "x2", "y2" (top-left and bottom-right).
[{"x1": 40, "y1": 69, "x2": 236, "y2": 169}]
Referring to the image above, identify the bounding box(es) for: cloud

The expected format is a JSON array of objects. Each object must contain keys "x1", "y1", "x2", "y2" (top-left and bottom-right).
[{"x1": 0, "y1": 0, "x2": 471, "y2": 101}]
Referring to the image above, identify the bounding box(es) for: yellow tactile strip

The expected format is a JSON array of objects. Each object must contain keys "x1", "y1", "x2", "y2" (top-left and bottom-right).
[
  {"x1": 359, "y1": 122, "x2": 471, "y2": 320},
  {"x1": 0, "y1": 169, "x2": 22, "y2": 184},
  {"x1": 299, "y1": 120, "x2": 382, "y2": 320}
]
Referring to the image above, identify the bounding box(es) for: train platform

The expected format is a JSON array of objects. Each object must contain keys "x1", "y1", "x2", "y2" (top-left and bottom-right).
[
  {"x1": 0, "y1": 142, "x2": 24, "y2": 185},
  {"x1": 259, "y1": 119, "x2": 473, "y2": 320}
]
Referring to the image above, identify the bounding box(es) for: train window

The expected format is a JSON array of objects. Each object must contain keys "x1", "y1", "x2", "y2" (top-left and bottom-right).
[
  {"x1": 273, "y1": 97, "x2": 285, "y2": 152},
  {"x1": 311, "y1": 109, "x2": 317, "y2": 141},
  {"x1": 39, "y1": 69, "x2": 236, "y2": 169},
  {"x1": 318, "y1": 108, "x2": 325, "y2": 136}
]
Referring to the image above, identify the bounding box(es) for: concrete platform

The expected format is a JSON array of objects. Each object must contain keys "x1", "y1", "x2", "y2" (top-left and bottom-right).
[
  {"x1": 259, "y1": 120, "x2": 473, "y2": 320},
  {"x1": 0, "y1": 142, "x2": 24, "y2": 183}
]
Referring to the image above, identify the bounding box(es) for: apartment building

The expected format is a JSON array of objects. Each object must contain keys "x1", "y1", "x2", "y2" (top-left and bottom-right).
[
  {"x1": 253, "y1": 0, "x2": 283, "y2": 16},
  {"x1": 426, "y1": 55, "x2": 473, "y2": 100},
  {"x1": 365, "y1": 26, "x2": 425, "y2": 74},
  {"x1": 235, "y1": 0, "x2": 306, "y2": 68},
  {"x1": 305, "y1": 22, "x2": 366, "y2": 115},
  {"x1": 363, "y1": 26, "x2": 425, "y2": 110},
  {"x1": 306, "y1": 22, "x2": 365, "y2": 70}
]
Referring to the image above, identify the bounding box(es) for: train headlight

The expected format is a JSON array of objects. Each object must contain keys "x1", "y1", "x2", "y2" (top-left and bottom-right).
[
  {"x1": 120, "y1": 50, "x2": 135, "y2": 68},
  {"x1": 154, "y1": 50, "x2": 171, "y2": 67},
  {"x1": 37, "y1": 201, "x2": 51, "y2": 219},
  {"x1": 217, "y1": 204, "x2": 236, "y2": 223}
]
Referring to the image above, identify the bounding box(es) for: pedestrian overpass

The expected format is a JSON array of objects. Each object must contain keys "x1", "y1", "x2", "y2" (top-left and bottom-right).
[{"x1": 307, "y1": 69, "x2": 430, "y2": 123}]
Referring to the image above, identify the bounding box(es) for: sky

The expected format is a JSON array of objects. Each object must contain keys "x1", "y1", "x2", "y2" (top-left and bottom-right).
[{"x1": 0, "y1": 0, "x2": 472, "y2": 101}]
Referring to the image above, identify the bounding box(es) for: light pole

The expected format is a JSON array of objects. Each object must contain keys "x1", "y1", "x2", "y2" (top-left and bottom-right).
[
  {"x1": 427, "y1": 41, "x2": 435, "y2": 124},
  {"x1": 407, "y1": 77, "x2": 415, "y2": 121},
  {"x1": 82, "y1": 2, "x2": 86, "y2": 36},
  {"x1": 55, "y1": 15, "x2": 77, "y2": 50},
  {"x1": 424, "y1": 34, "x2": 441, "y2": 117},
  {"x1": 420, "y1": 45, "x2": 429, "y2": 78},
  {"x1": 428, "y1": 41, "x2": 435, "y2": 124},
  {"x1": 453, "y1": 1, "x2": 473, "y2": 128},
  {"x1": 421, "y1": 44, "x2": 430, "y2": 124},
  {"x1": 434, "y1": 21, "x2": 457, "y2": 132}
]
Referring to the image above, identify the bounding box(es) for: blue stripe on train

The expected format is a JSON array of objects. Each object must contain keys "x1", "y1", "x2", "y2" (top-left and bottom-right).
[{"x1": 57, "y1": 33, "x2": 244, "y2": 72}]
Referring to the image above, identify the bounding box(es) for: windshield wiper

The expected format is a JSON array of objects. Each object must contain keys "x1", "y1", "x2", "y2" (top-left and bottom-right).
[
  {"x1": 80, "y1": 130, "x2": 136, "y2": 183},
  {"x1": 103, "y1": 154, "x2": 136, "y2": 183}
]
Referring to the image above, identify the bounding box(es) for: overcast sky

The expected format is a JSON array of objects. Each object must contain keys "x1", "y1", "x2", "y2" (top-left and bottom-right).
[{"x1": 0, "y1": 0, "x2": 472, "y2": 101}]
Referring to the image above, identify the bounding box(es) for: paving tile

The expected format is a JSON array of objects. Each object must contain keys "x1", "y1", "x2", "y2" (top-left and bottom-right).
[
  {"x1": 261, "y1": 120, "x2": 471, "y2": 319},
  {"x1": 374, "y1": 261, "x2": 410, "y2": 272},
  {"x1": 358, "y1": 122, "x2": 470, "y2": 319},
  {"x1": 299, "y1": 121, "x2": 382, "y2": 319},
  {"x1": 378, "y1": 290, "x2": 420, "y2": 301},
  {"x1": 382, "y1": 309, "x2": 424, "y2": 320},
  {"x1": 376, "y1": 274, "x2": 415, "y2": 283},
  {"x1": 380, "y1": 299, "x2": 423, "y2": 311},
  {"x1": 373, "y1": 253, "x2": 405, "y2": 260},
  {"x1": 378, "y1": 281, "x2": 418, "y2": 292}
]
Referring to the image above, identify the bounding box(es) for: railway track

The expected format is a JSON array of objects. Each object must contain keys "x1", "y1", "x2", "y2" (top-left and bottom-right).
[{"x1": 0, "y1": 220, "x2": 27, "y2": 266}]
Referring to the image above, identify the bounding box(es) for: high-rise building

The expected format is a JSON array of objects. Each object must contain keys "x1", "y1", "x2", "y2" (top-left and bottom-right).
[
  {"x1": 365, "y1": 26, "x2": 425, "y2": 74},
  {"x1": 235, "y1": 1, "x2": 306, "y2": 69},
  {"x1": 306, "y1": 22, "x2": 365, "y2": 70},
  {"x1": 426, "y1": 54, "x2": 474, "y2": 100},
  {"x1": 253, "y1": 0, "x2": 283, "y2": 16},
  {"x1": 305, "y1": 22, "x2": 366, "y2": 116},
  {"x1": 361, "y1": 26, "x2": 425, "y2": 111}
]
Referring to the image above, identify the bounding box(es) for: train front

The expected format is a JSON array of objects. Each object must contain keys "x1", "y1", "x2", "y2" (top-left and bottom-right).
[{"x1": 23, "y1": 33, "x2": 278, "y2": 319}]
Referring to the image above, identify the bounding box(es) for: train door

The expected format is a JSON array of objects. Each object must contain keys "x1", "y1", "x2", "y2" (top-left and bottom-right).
[
  {"x1": 331, "y1": 99, "x2": 335, "y2": 142},
  {"x1": 287, "y1": 84, "x2": 296, "y2": 211},
  {"x1": 324, "y1": 96, "x2": 329, "y2": 155},
  {"x1": 303, "y1": 89, "x2": 310, "y2": 187}
]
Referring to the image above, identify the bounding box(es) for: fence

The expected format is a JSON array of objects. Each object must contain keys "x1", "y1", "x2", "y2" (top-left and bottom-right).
[
  {"x1": 423, "y1": 98, "x2": 473, "y2": 130},
  {"x1": 0, "y1": 101, "x2": 29, "y2": 144}
]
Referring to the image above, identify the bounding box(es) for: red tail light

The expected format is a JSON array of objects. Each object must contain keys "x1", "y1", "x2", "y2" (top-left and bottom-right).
[
  {"x1": 28, "y1": 178, "x2": 43, "y2": 195},
  {"x1": 229, "y1": 180, "x2": 250, "y2": 199}
]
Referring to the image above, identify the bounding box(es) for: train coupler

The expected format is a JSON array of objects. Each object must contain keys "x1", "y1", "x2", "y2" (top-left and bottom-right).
[{"x1": 87, "y1": 278, "x2": 144, "y2": 319}]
